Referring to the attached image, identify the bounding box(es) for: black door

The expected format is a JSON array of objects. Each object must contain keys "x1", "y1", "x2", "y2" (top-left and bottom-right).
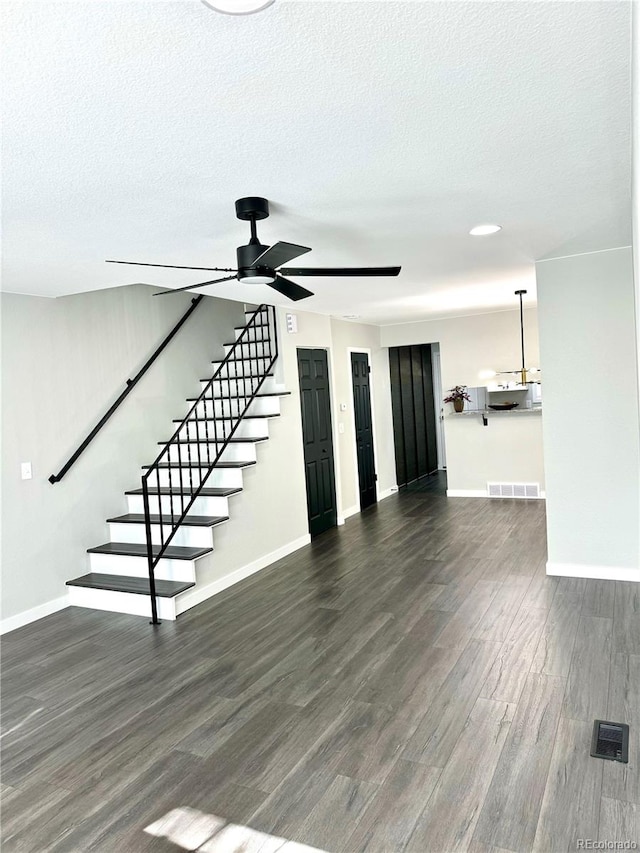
[
  {"x1": 297, "y1": 349, "x2": 337, "y2": 537},
  {"x1": 351, "y1": 352, "x2": 377, "y2": 510},
  {"x1": 389, "y1": 344, "x2": 439, "y2": 487}
]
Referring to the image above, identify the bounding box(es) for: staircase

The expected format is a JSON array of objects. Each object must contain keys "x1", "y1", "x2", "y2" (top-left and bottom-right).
[{"x1": 66, "y1": 305, "x2": 288, "y2": 622}]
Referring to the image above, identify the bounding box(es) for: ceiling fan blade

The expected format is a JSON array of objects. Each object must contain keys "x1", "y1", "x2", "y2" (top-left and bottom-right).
[
  {"x1": 253, "y1": 241, "x2": 312, "y2": 269},
  {"x1": 107, "y1": 260, "x2": 236, "y2": 272},
  {"x1": 154, "y1": 274, "x2": 238, "y2": 296},
  {"x1": 269, "y1": 275, "x2": 314, "y2": 302},
  {"x1": 279, "y1": 266, "x2": 401, "y2": 277}
]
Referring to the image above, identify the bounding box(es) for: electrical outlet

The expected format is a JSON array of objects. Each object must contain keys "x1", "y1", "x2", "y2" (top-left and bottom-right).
[
  {"x1": 21, "y1": 462, "x2": 32, "y2": 480},
  {"x1": 338, "y1": 423, "x2": 345, "y2": 434}
]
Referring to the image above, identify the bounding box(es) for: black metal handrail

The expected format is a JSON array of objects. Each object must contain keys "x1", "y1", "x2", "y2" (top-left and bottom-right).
[
  {"x1": 49, "y1": 295, "x2": 205, "y2": 484},
  {"x1": 142, "y1": 304, "x2": 278, "y2": 623}
]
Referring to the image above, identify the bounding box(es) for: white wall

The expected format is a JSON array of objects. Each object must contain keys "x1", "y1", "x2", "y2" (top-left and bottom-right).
[
  {"x1": 328, "y1": 318, "x2": 397, "y2": 515},
  {"x1": 269, "y1": 309, "x2": 397, "y2": 522},
  {"x1": 1, "y1": 292, "x2": 398, "y2": 628},
  {"x1": 380, "y1": 308, "x2": 545, "y2": 495},
  {"x1": 1, "y1": 286, "x2": 245, "y2": 623},
  {"x1": 536, "y1": 247, "x2": 640, "y2": 578}
]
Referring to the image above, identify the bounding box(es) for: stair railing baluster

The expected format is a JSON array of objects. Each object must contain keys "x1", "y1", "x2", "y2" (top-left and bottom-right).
[
  {"x1": 194, "y1": 401, "x2": 202, "y2": 489},
  {"x1": 202, "y1": 393, "x2": 209, "y2": 469},
  {"x1": 173, "y1": 440, "x2": 181, "y2": 530},
  {"x1": 140, "y1": 306, "x2": 277, "y2": 623},
  {"x1": 242, "y1": 338, "x2": 248, "y2": 410},
  {"x1": 186, "y1": 419, "x2": 194, "y2": 503},
  {"x1": 143, "y1": 470, "x2": 160, "y2": 625}
]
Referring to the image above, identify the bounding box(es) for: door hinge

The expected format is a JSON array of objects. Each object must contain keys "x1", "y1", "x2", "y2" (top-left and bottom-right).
[
  {"x1": 368, "y1": 366, "x2": 371, "y2": 373},
  {"x1": 374, "y1": 473, "x2": 378, "y2": 481}
]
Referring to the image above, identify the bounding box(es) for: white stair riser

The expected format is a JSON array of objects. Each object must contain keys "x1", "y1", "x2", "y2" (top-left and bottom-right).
[
  {"x1": 197, "y1": 378, "x2": 261, "y2": 397},
  {"x1": 210, "y1": 357, "x2": 271, "y2": 378},
  {"x1": 108, "y1": 522, "x2": 214, "y2": 548},
  {"x1": 186, "y1": 397, "x2": 280, "y2": 419},
  {"x1": 234, "y1": 326, "x2": 271, "y2": 342},
  {"x1": 68, "y1": 586, "x2": 177, "y2": 620},
  {"x1": 127, "y1": 493, "x2": 231, "y2": 516},
  {"x1": 162, "y1": 443, "x2": 257, "y2": 465},
  {"x1": 89, "y1": 551, "x2": 196, "y2": 582},
  {"x1": 177, "y1": 419, "x2": 270, "y2": 440},
  {"x1": 200, "y1": 376, "x2": 284, "y2": 395},
  {"x1": 148, "y1": 467, "x2": 250, "y2": 489},
  {"x1": 164, "y1": 441, "x2": 265, "y2": 463},
  {"x1": 203, "y1": 467, "x2": 244, "y2": 488},
  {"x1": 143, "y1": 468, "x2": 209, "y2": 490},
  {"x1": 224, "y1": 341, "x2": 271, "y2": 358}
]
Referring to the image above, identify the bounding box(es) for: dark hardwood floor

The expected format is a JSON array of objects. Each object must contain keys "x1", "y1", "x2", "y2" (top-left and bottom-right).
[{"x1": 2, "y1": 491, "x2": 638, "y2": 852}]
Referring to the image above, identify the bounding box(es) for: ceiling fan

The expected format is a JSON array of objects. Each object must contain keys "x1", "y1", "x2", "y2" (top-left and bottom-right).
[{"x1": 106, "y1": 197, "x2": 401, "y2": 302}]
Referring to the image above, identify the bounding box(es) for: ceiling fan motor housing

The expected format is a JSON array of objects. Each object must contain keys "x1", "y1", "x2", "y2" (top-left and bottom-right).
[{"x1": 236, "y1": 241, "x2": 274, "y2": 283}]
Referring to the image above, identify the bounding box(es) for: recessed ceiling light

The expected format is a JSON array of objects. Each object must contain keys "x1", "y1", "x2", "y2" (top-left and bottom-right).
[
  {"x1": 469, "y1": 224, "x2": 502, "y2": 236},
  {"x1": 201, "y1": 0, "x2": 275, "y2": 15}
]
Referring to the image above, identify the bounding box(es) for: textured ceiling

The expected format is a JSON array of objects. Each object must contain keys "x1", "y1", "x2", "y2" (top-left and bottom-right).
[{"x1": 1, "y1": 0, "x2": 631, "y2": 324}]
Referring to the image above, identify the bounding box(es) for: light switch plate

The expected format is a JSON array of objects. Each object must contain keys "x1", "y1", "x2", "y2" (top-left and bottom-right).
[
  {"x1": 21, "y1": 462, "x2": 32, "y2": 480},
  {"x1": 285, "y1": 313, "x2": 298, "y2": 333}
]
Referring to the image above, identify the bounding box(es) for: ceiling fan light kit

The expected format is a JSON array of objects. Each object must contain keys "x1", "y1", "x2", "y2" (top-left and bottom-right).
[
  {"x1": 469, "y1": 224, "x2": 502, "y2": 236},
  {"x1": 106, "y1": 197, "x2": 401, "y2": 301}
]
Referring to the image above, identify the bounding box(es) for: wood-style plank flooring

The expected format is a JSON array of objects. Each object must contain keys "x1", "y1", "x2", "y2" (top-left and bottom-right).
[{"x1": 2, "y1": 490, "x2": 639, "y2": 852}]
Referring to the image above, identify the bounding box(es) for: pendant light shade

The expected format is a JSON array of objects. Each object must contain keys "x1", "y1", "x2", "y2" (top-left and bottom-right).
[{"x1": 201, "y1": 0, "x2": 275, "y2": 14}]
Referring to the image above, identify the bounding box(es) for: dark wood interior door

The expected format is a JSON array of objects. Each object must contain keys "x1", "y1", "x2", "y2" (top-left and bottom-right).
[
  {"x1": 297, "y1": 349, "x2": 337, "y2": 537},
  {"x1": 351, "y1": 352, "x2": 377, "y2": 510},
  {"x1": 389, "y1": 344, "x2": 439, "y2": 487}
]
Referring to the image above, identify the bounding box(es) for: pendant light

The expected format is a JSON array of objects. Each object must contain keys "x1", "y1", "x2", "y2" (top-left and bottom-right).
[{"x1": 499, "y1": 289, "x2": 539, "y2": 385}]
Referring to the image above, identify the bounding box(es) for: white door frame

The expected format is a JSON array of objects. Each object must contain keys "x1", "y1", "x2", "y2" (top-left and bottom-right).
[{"x1": 431, "y1": 344, "x2": 446, "y2": 469}]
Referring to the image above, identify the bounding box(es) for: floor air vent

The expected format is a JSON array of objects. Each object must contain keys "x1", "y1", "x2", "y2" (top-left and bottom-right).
[
  {"x1": 591, "y1": 720, "x2": 629, "y2": 763},
  {"x1": 487, "y1": 482, "x2": 540, "y2": 499}
]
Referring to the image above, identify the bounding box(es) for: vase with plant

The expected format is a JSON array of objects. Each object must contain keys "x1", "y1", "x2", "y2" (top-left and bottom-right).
[{"x1": 444, "y1": 385, "x2": 472, "y2": 413}]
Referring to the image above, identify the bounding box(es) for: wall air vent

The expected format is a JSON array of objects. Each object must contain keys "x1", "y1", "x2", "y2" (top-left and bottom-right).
[{"x1": 487, "y1": 482, "x2": 541, "y2": 499}]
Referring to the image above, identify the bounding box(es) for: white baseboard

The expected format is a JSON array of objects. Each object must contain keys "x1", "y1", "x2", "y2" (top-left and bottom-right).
[
  {"x1": 174, "y1": 533, "x2": 312, "y2": 616},
  {"x1": 342, "y1": 504, "x2": 360, "y2": 521},
  {"x1": 0, "y1": 594, "x2": 70, "y2": 635},
  {"x1": 340, "y1": 487, "x2": 397, "y2": 524},
  {"x1": 378, "y1": 486, "x2": 399, "y2": 501},
  {"x1": 546, "y1": 562, "x2": 640, "y2": 582},
  {"x1": 339, "y1": 486, "x2": 399, "y2": 525}
]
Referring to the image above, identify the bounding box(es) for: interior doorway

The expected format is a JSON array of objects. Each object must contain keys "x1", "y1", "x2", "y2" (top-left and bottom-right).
[
  {"x1": 388, "y1": 344, "x2": 439, "y2": 487},
  {"x1": 297, "y1": 348, "x2": 338, "y2": 537},
  {"x1": 350, "y1": 351, "x2": 377, "y2": 510}
]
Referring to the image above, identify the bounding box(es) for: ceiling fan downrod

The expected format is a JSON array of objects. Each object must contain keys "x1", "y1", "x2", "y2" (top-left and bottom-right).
[{"x1": 235, "y1": 197, "x2": 273, "y2": 283}]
